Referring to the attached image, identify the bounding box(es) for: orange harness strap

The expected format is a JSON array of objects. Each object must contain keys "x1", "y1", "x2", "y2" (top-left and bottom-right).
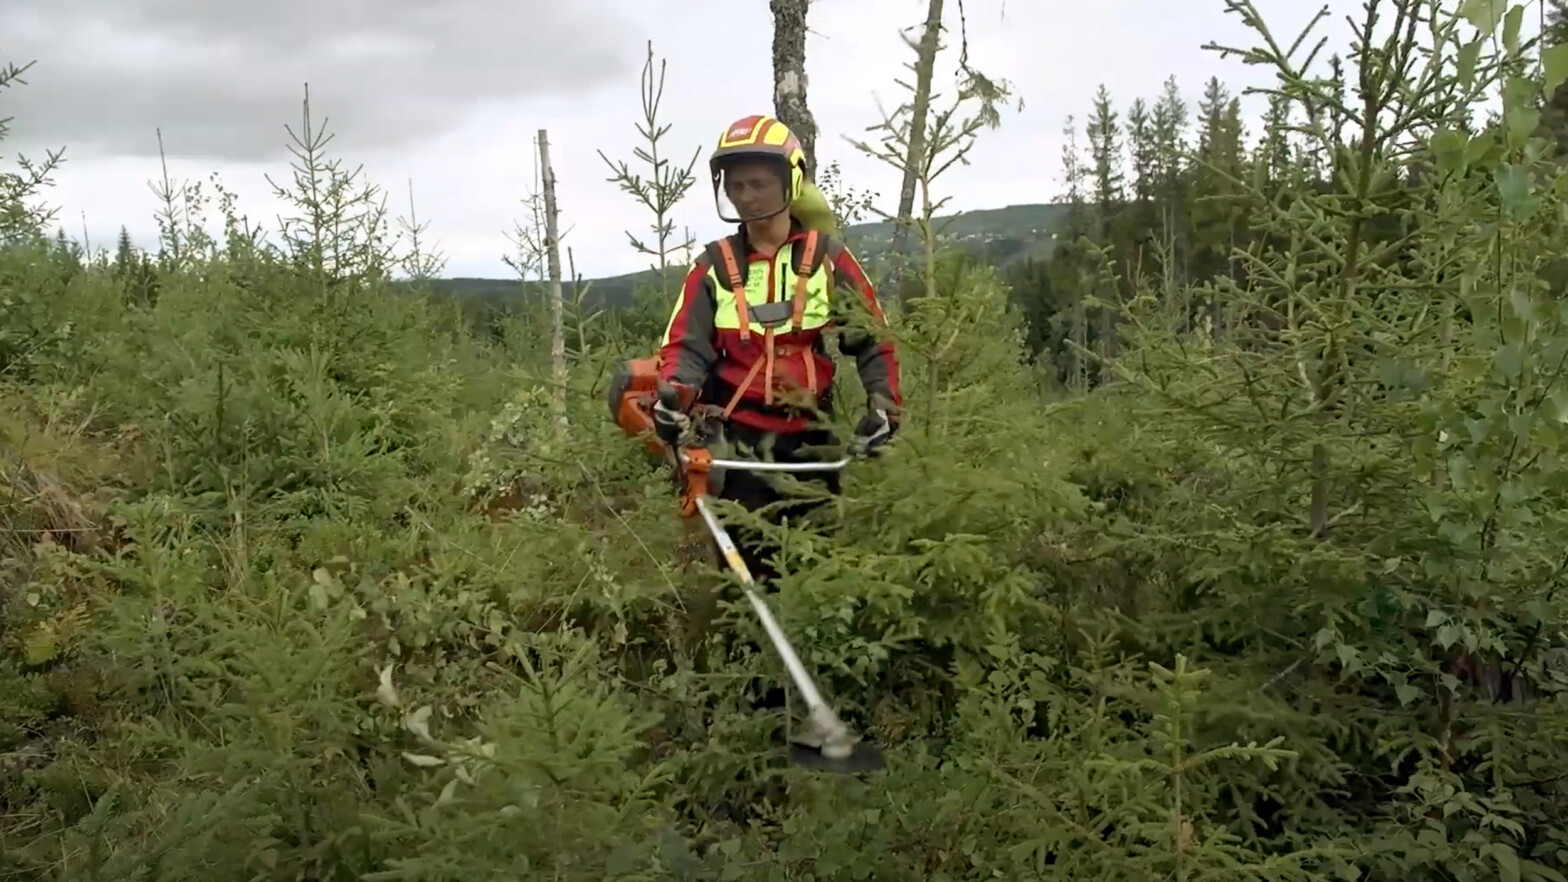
[
  {"x1": 713, "y1": 237, "x2": 749, "y2": 342},
  {"x1": 790, "y1": 231, "x2": 818, "y2": 331},
  {"x1": 717, "y1": 232, "x2": 823, "y2": 418},
  {"x1": 721, "y1": 357, "x2": 767, "y2": 419},
  {"x1": 721, "y1": 342, "x2": 816, "y2": 418}
]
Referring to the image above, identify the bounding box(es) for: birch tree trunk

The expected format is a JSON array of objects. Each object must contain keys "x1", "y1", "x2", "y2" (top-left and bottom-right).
[
  {"x1": 770, "y1": 0, "x2": 818, "y2": 179},
  {"x1": 537, "y1": 129, "x2": 567, "y2": 431}
]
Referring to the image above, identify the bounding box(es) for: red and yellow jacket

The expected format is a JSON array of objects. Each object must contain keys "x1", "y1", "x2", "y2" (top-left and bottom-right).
[{"x1": 657, "y1": 221, "x2": 901, "y2": 433}]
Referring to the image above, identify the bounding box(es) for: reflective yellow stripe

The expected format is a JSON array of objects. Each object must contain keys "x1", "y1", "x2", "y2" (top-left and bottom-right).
[{"x1": 712, "y1": 239, "x2": 831, "y2": 333}]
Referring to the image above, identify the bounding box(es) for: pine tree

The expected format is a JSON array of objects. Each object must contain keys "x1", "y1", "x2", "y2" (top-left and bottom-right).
[
  {"x1": 1192, "y1": 78, "x2": 1236, "y2": 285},
  {"x1": 1086, "y1": 85, "x2": 1125, "y2": 238},
  {"x1": 1257, "y1": 95, "x2": 1292, "y2": 192},
  {"x1": 1126, "y1": 98, "x2": 1156, "y2": 220},
  {"x1": 0, "y1": 58, "x2": 64, "y2": 243},
  {"x1": 1086, "y1": 85, "x2": 1125, "y2": 384},
  {"x1": 1192, "y1": 86, "x2": 1248, "y2": 338},
  {"x1": 1060, "y1": 114, "x2": 1087, "y2": 238},
  {"x1": 1196, "y1": 77, "x2": 1227, "y2": 157},
  {"x1": 1057, "y1": 114, "x2": 1091, "y2": 388},
  {"x1": 1151, "y1": 76, "x2": 1191, "y2": 295},
  {"x1": 113, "y1": 225, "x2": 134, "y2": 276}
]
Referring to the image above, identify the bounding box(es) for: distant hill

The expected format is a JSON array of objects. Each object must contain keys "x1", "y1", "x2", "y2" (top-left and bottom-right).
[
  {"x1": 428, "y1": 202, "x2": 1070, "y2": 312},
  {"x1": 845, "y1": 202, "x2": 1069, "y2": 254}
]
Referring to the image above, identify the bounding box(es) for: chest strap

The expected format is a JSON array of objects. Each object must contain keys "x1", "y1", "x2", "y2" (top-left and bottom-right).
[
  {"x1": 720, "y1": 341, "x2": 818, "y2": 419},
  {"x1": 713, "y1": 230, "x2": 822, "y2": 416}
]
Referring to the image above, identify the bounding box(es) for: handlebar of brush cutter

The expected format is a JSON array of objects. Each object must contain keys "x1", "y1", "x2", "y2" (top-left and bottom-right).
[
  {"x1": 681, "y1": 433, "x2": 880, "y2": 473},
  {"x1": 696, "y1": 455, "x2": 853, "y2": 472},
  {"x1": 668, "y1": 441, "x2": 876, "y2": 517}
]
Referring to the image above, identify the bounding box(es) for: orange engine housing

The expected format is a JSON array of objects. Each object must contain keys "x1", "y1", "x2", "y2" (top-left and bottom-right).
[
  {"x1": 608, "y1": 355, "x2": 661, "y2": 454},
  {"x1": 607, "y1": 355, "x2": 698, "y2": 456},
  {"x1": 607, "y1": 355, "x2": 711, "y2": 516}
]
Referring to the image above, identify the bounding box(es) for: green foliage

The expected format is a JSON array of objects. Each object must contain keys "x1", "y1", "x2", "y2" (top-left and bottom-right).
[
  {"x1": 1043, "y1": 0, "x2": 1568, "y2": 878},
  {"x1": 596, "y1": 39, "x2": 702, "y2": 314},
  {"x1": 0, "y1": 57, "x2": 64, "y2": 244},
  {"x1": 6, "y1": 3, "x2": 1568, "y2": 878}
]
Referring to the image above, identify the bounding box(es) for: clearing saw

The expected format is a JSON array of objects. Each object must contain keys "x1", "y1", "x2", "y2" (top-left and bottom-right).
[{"x1": 608, "y1": 355, "x2": 884, "y2": 774}]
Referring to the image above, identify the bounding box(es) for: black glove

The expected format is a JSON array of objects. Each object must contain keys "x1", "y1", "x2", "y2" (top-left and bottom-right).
[
  {"x1": 854, "y1": 397, "x2": 898, "y2": 451},
  {"x1": 653, "y1": 381, "x2": 690, "y2": 447}
]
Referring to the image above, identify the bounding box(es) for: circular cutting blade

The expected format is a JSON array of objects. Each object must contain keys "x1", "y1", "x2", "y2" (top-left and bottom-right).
[{"x1": 787, "y1": 739, "x2": 886, "y2": 774}]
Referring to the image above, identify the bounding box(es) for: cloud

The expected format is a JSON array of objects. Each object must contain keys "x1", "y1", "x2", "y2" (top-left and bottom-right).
[
  {"x1": 12, "y1": 0, "x2": 1404, "y2": 280},
  {"x1": 0, "y1": 0, "x2": 633, "y2": 161}
]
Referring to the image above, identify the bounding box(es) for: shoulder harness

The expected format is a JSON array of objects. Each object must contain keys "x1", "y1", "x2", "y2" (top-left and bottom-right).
[{"x1": 699, "y1": 230, "x2": 839, "y2": 415}]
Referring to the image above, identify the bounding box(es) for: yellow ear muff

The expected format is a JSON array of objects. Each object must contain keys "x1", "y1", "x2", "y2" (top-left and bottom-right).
[{"x1": 789, "y1": 180, "x2": 837, "y2": 236}]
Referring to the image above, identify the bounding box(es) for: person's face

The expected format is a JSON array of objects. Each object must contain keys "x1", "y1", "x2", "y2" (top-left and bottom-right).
[{"x1": 722, "y1": 159, "x2": 786, "y2": 218}]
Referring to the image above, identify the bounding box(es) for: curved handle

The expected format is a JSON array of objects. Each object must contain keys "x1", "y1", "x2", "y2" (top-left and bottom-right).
[{"x1": 681, "y1": 451, "x2": 855, "y2": 473}]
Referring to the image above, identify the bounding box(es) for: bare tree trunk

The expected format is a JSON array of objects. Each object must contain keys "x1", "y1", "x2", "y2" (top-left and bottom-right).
[
  {"x1": 770, "y1": 0, "x2": 817, "y2": 179},
  {"x1": 538, "y1": 129, "x2": 568, "y2": 431},
  {"x1": 888, "y1": 0, "x2": 944, "y2": 305},
  {"x1": 1073, "y1": 300, "x2": 1087, "y2": 390},
  {"x1": 1098, "y1": 296, "x2": 1116, "y2": 387}
]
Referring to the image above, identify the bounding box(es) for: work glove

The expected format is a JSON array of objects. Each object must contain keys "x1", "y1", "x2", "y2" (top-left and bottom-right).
[
  {"x1": 653, "y1": 381, "x2": 690, "y2": 447},
  {"x1": 854, "y1": 395, "x2": 898, "y2": 452}
]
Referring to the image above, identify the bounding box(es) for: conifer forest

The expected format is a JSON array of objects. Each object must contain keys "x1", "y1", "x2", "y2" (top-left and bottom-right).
[{"x1": 8, "y1": 0, "x2": 1568, "y2": 878}]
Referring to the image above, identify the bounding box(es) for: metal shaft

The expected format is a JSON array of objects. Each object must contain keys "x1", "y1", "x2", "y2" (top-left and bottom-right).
[
  {"x1": 703, "y1": 456, "x2": 851, "y2": 472},
  {"x1": 694, "y1": 494, "x2": 829, "y2": 713}
]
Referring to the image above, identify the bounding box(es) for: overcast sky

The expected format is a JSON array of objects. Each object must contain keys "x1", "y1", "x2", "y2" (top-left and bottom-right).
[{"x1": 4, "y1": 0, "x2": 1427, "y2": 279}]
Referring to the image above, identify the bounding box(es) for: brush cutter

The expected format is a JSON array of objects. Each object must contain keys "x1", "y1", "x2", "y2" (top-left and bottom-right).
[
  {"x1": 677, "y1": 446, "x2": 884, "y2": 774},
  {"x1": 605, "y1": 356, "x2": 883, "y2": 773}
]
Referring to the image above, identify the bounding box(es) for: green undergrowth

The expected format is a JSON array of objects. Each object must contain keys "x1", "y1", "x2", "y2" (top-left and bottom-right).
[
  {"x1": 6, "y1": 1, "x2": 1568, "y2": 877},
  {"x1": 0, "y1": 232, "x2": 1363, "y2": 881}
]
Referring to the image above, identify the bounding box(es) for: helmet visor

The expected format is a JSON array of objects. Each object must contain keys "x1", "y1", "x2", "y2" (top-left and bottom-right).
[{"x1": 713, "y1": 154, "x2": 791, "y2": 223}]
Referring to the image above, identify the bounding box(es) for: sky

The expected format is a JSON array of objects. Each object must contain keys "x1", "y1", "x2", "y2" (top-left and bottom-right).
[{"x1": 0, "y1": 0, "x2": 1459, "y2": 280}]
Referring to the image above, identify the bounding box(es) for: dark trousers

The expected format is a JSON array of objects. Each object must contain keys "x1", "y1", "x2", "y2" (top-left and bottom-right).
[{"x1": 708, "y1": 423, "x2": 842, "y2": 583}]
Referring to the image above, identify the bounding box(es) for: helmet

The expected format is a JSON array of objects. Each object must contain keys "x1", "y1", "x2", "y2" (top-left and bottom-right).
[{"x1": 709, "y1": 114, "x2": 806, "y2": 224}]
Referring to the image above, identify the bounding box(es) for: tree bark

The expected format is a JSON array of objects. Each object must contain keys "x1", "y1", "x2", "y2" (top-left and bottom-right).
[
  {"x1": 888, "y1": 0, "x2": 944, "y2": 304},
  {"x1": 538, "y1": 129, "x2": 568, "y2": 430},
  {"x1": 770, "y1": 0, "x2": 818, "y2": 179}
]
